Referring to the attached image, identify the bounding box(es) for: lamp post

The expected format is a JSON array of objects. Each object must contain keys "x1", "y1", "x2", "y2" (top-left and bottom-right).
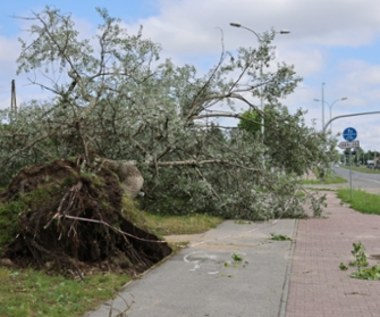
[
  {"x1": 321, "y1": 82, "x2": 325, "y2": 130},
  {"x1": 229, "y1": 22, "x2": 290, "y2": 139},
  {"x1": 229, "y1": 22, "x2": 291, "y2": 37},
  {"x1": 314, "y1": 96, "x2": 348, "y2": 133}
]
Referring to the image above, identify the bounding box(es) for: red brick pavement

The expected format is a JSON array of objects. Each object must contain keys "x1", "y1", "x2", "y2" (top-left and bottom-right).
[{"x1": 286, "y1": 191, "x2": 380, "y2": 317}]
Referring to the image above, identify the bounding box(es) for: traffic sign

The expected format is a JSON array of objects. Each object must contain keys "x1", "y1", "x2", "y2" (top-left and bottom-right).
[
  {"x1": 343, "y1": 127, "x2": 357, "y2": 142},
  {"x1": 338, "y1": 140, "x2": 360, "y2": 149}
]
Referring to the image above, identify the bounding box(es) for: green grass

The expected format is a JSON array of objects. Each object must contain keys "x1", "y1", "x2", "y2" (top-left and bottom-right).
[
  {"x1": 341, "y1": 165, "x2": 380, "y2": 174},
  {"x1": 0, "y1": 268, "x2": 131, "y2": 317},
  {"x1": 337, "y1": 188, "x2": 380, "y2": 215},
  {"x1": 143, "y1": 213, "x2": 223, "y2": 236},
  {"x1": 302, "y1": 173, "x2": 346, "y2": 185},
  {"x1": 122, "y1": 196, "x2": 223, "y2": 236},
  {"x1": 0, "y1": 195, "x2": 222, "y2": 317}
]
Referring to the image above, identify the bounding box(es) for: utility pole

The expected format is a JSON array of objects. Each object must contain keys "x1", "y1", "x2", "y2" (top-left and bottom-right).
[
  {"x1": 321, "y1": 82, "x2": 325, "y2": 130},
  {"x1": 10, "y1": 79, "x2": 17, "y2": 122}
]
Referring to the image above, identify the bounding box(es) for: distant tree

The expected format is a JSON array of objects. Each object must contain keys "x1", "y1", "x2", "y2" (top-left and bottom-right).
[
  {"x1": 239, "y1": 105, "x2": 335, "y2": 176},
  {"x1": 238, "y1": 109, "x2": 262, "y2": 136}
]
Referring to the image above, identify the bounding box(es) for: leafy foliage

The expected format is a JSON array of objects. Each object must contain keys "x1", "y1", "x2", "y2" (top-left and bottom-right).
[
  {"x1": 270, "y1": 233, "x2": 292, "y2": 241},
  {"x1": 340, "y1": 241, "x2": 380, "y2": 281},
  {"x1": 349, "y1": 241, "x2": 369, "y2": 268},
  {"x1": 351, "y1": 265, "x2": 380, "y2": 280},
  {"x1": 239, "y1": 105, "x2": 336, "y2": 176},
  {"x1": 0, "y1": 7, "x2": 335, "y2": 219}
]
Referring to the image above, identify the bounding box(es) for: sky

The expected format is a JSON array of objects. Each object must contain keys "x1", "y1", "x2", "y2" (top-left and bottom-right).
[{"x1": 1, "y1": 0, "x2": 380, "y2": 151}]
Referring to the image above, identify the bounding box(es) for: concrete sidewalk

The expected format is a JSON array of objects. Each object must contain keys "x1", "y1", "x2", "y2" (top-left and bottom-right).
[
  {"x1": 85, "y1": 191, "x2": 380, "y2": 317},
  {"x1": 85, "y1": 219, "x2": 297, "y2": 317},
  {"x1": 285, "y1": 191, "x2": 380, "y2": 317}
]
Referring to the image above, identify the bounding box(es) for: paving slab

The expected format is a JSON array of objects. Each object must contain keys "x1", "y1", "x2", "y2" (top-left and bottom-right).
[
  {"x1": 285, "y1": 191, "x2": 380, "y2": 317},
  {"x1": 85, "y1": 219, "x2": 296, "y2": 317}
]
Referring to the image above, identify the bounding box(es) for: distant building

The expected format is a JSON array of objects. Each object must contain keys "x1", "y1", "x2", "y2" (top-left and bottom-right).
[{"x1": 367, "y1": 158, "x2": 380, "y2": 169}]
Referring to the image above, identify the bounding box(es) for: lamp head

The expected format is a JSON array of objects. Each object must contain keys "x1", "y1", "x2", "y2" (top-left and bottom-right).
[{"x1": 230, "y1": 22, "x2": 241, "y2": 28}]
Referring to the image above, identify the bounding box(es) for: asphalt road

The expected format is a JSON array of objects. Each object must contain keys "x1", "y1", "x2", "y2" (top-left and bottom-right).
[{"x1": 333, "y1": 166, "x2": 380, "y2": 194}]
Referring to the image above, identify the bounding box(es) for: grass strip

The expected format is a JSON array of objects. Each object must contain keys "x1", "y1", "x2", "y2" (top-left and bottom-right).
[
  {"x1": 0, "y1": 268, "x2": 130, "y2": 317},
  {"x1": 340, "y1": 165, "x2": 380, "y2": 174},
  {"x1": 337, "y1": 188, "x2": 380, "y2": 215}
]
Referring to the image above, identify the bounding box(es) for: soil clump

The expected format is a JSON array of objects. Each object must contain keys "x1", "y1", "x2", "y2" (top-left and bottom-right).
[{"x1": 0, "y1": 158, "x2": 171, "y2": 278}]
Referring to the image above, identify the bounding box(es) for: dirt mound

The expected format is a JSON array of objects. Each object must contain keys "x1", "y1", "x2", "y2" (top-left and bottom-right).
[{"x1": 0, "y1": 159, "x2": 171, "y2": 277}]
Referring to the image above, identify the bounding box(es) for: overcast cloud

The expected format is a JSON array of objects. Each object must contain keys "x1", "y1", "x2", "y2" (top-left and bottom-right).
[{"x1": 1, "y1": 0, "x2": 380, "y2": 150}]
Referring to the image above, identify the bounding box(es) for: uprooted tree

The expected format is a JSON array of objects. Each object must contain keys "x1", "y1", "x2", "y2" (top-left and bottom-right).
[
  {"x1": 0, "y1": 158, "x2": 172, "y2": 276},
  {"x1": 0, "y1": 7, "x2": 335, "y2": 272}
]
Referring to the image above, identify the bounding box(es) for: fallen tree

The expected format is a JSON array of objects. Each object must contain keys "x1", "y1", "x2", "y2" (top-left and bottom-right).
[
  {"x1": 0, "y1": 158, "x2": 171, "y2": 277},
  {"x1": 0, "y1": 7, "x2": 335, "y2": 224}
]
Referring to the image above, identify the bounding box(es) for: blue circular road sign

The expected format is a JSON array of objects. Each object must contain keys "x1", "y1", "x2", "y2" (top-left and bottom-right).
[{"x1": 343, "y1": 127, "x2": 357, "y2": 142}]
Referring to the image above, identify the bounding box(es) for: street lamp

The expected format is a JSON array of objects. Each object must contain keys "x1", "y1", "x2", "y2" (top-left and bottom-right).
[
  {"x1": 314, "y1": 96, "x2": 348, "y2": 132},
  {"x1": 229, "y1": 22, "x2": 290, "y2": 139},
  {"x1": 229, "y1": 22, "x2": 290, "y2": 38},
  {"x1": 229, "y1": 22, "x2": 263, "y2": 40}
]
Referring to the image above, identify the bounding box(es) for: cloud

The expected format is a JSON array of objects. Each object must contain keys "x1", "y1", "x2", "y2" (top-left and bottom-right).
[
  {"x1": 0, "y1": 36, "x2": 20, "y2": 61},
  {"x1": 132, "y1": 0, "x2": 380, "y2": 55},
  {"x1": 281, "y1": 48, "x2": 326, "y2": 77},
  {"x1": 2, "y1": 0, "x2": 380, "y2": 150},
  {"x1": 339, "y1": 60, "x2": 380, "y2": 87},
  {"x1": 125, "y1": 0, "x2": 380, "y2": 86}
]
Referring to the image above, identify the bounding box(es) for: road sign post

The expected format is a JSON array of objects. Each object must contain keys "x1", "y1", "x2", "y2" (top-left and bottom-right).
[
  {"x1": 343, "y1": 127, "x2": 357, "y2": 142},
  {"x1": 342, "y1": 127, "x2": 358, "y2": 200},
  {"x1": 338, "y1": 140, "x2": 360, "y2": 149}
]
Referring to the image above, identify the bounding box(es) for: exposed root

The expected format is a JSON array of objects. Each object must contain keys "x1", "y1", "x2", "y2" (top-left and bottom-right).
[{"x1": 0, "y1": 158, "x2": 171, "y2": 277}]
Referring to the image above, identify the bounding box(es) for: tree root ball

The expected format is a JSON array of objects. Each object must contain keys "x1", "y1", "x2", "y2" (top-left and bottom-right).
[{"x1": 0, "y1": 158, "x2": 171, "y2": 277}]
